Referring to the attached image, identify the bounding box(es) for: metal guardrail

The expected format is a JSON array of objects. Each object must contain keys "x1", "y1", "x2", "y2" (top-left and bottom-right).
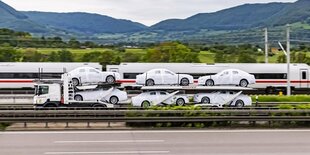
[{"x1": 0, "y1": 109, "x2": 309, "y2": 123}]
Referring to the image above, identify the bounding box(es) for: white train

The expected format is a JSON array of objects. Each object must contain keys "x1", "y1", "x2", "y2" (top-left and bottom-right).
[
  {"x1": 0, "y1": 62, "x2": 101, "y2": 89},
  {"x1": 107, "y1": 63, "x2": 310, "y2": 93}
]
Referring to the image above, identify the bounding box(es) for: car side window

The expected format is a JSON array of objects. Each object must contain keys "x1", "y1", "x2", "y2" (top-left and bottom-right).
[
  {"x1": 79, "y1": 69, "x2": 85, "y2": 72},
  {"x1": 165, "y1": 71, "x2": 174, "y2": 75},
  {"x1": 150, "y1": 92, "x2": 156, "y2": 95},
  {"x1": 233, "y1": 71, "x2": 238, "y2": 74},
  {"x1": 155, "y1": 70, "x2": 161, "y2": 74},
  {"x1": 160, "y1": 92, "x2": 167, "y2": 95},
  {"x1": 90, "y1": 69, "x2": 99, "y2": 73},
  {"x1": 229, "y1": 91, "x2": 234, "y2": 94}
]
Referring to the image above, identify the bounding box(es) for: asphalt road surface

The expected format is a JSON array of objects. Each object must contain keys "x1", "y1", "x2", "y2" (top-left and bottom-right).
[{"x1": 1, "y1": 129, "x2": 310, "y2": 155}]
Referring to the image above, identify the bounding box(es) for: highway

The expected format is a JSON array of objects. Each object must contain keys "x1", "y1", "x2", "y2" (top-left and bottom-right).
[{"x1": 0, "y1": 130, "x2": 310, "y2": 155}]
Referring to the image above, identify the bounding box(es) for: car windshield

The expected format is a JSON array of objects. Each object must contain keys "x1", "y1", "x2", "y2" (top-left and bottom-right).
[{"x1": 35, "y1": 85, "x2": 49, "y2": 95}]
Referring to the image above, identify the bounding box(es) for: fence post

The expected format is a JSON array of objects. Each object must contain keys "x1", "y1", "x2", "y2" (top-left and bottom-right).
[{"x1": 45, "y1": 122, "x2": 49, "y2": 128}]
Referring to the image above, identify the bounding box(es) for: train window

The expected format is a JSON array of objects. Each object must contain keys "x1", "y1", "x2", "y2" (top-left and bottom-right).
[
  {"x1": 302, "y1": 71, "x2": 307, "y2": 80},
  {"x1": 253, "y1": 73, "x2": 287, "y2": 79}
]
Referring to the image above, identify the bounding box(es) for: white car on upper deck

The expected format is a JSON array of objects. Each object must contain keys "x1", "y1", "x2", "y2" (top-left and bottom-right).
[
  {"x1": 136, "y1": 68, "x2": 194, "y2": 86},
  {"x1": 68, "y1": 67, "x2": 120, "y2": 86},
  {"x1": 198, "y1": 69, "x2": 255, "y2": 87},
  {"x1": 131, "y1": 91, "x2": 189, "y2": 108},
  {"x1": 194, "y1": 91, "x2": 252, "y2": 107}
]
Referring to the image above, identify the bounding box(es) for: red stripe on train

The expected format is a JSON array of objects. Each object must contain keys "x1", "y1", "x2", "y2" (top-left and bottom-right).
[{"x1": 0, "y1": 80, "x2": 34, "y2": 83}]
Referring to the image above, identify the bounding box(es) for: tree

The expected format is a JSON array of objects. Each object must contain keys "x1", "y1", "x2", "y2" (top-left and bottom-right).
[
  {"x1": 144, "y1": 42, "x2": 199, "y2": 63},
  {"x1": 0, "y1": 43, "x2": 21, "y2": 62},
  {"x1": 122, "y1": 52, "x2": 140, "y2": 62},
  {"x1": 68, "y1": 38, "x2": 80, "y2": 48},
  {"x1": 22, "y1": 48, "x2": 44, "y2": 62},
  {"x1": 47, "y1": 51, "x2": 59, "y2": 62},
  {"x1": 58, "y1": 49, "x2": 74, "y2": 62},
  {"x1": 237, "y1": 52, "x2": 257, "y2": 63},
  {"x1": 82, "y1": 51, "x2": 102, "y2": 62}
]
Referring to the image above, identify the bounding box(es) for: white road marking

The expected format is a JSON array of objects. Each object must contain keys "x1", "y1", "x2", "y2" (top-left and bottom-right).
[
  {"x1": 44, "y1": 151, "x2": 170, "y2": 154},
  {"x1": 2, "y1": 129, "x2": 310, "y2": 135},
  {"x1": 54, "y1": 140, "x2": 164, "y2": 143}
]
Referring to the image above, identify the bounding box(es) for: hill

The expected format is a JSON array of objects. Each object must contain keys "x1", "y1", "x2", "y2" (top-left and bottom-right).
[
  {"x1": 0, "y1": 1, "x2": 48, "y2": 33},
  {"x1": 151, "y1": 2, "x2": 289, "y2": 31},
  {"x1": 23, "y1": 12, "x2": 147, "y2": 34}
]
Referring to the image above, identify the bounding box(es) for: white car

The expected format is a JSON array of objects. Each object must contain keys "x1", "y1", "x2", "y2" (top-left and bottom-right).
[
  {"x1": 74, "y1": 87, "x2": 127, "y2": 104},
  {"x1": 131, "y1": 91, "x2": 189, "y2": 107},
  {"x1": 136, "y1": 69, "x2": 194, "y2": 86},
  {"x1": 193, "y1": 91, "x2": 252, "y2": 107},
  {"x1": 68, "y1": 67, "x2": 121, "y2": 86},
  {"x1": 198, "y1": 69, "x2": 255, "y2": 87}
]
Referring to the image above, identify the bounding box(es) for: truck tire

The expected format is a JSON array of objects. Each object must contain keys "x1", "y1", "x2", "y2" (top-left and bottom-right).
[
  {"x1": 43, "y1": 102, "x2": 58, "y2": 108},
  {"x1": 145, "y1": 79, "x2": 155, "y2": 86},
  {"x1": 72, "y1": 78, "x2": 80, "y2": 86},
  {"x1": 74, "y1": 95, "x2": 83, "y2": 101},
  {"x1": 176, "y1": 98, "x2": 185, "y2": 106},
  {"x1": 180, "y1": 78, "x2": 189, "y2": 86},
  {"x1": 106, "y1": 75, "x2": 115, "y2": 84},
  {"x1": 92, "y1": 104, "x2": 107, "y2": 108},
  {"x1": 205, "y1": 79, "x2": 214, "y2": 86},
  {"x1": 109, "y1": 96, "x2": 119, "y2": 104}
]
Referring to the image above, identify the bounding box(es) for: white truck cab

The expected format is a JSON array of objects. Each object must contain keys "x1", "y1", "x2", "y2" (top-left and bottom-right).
[{"x1": 34, "y1": 83, "x2": 61, "y2": 106}]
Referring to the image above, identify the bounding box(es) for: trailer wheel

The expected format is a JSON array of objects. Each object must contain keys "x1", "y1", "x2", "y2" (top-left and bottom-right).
[
  {"x1": 92, "y1": 104, "x2": 107, "y2": 108},
  {"x1": 176, "y1": 98, "x2": 185, "y2": 106},
  {"x1": 201, "y1": 97, "x2": 210, "y2": 104},
  {"x1": 106, "y1": 75, "x2": 115, "y2": 84},
  {"x1": 43, "y1": 102, "x2": 58, "y2": 108},
  {"x1": 146, "y1": 79, "x2": 155, "y2": 86},
  {"x1": 72, "y1": 78, "x2": 80, "y2": 86},
  {"x1": 141, "y1": 100, "x2": 150, "y2": 108},
  {"x1": 239, "y1": 79, "x2": 248, "y2": 87},
  {"x1": 180, "y1": 78, "x2": 190, "y2": 86},
  {"x1": 109, "y1": 96, "x2": 119, "y2": 104},
  {"x1": 235, "y1": 100, "x2": 244, "y2": 108},
  {"x1": 74, "y1": 95, "x2": 83, "y2": 101},
  {"x1": 205, "y1": 79, "x2": 214, "y2": 86}
]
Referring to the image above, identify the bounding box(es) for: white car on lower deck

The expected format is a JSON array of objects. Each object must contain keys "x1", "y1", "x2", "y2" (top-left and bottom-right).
[
  {"x1": 193, "y1": 91, "x2": 252, "y2": 107},
  {"x1": 198, "y1": 69, "x2": 255, "y2": 87},
  {"x1": 131, "y1": 91, "x2": 189, "y2": 107},
  {"x1": 136, "y1": 68, "x2": 194, "y2": 86},
  {"x1": 74, "y1": 87, "x2": 127, "y2": 104}
]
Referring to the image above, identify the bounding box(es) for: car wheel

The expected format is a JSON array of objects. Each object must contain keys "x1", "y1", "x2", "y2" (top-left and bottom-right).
[
  {"x1": 239, "y1": 79, "x2": 248, "y2": 87},
  {"x1": 106, "y1": 75, "x2": 115, "y2": 84},
  {"x1": 176, "y1": 98, "x2": 185, "y2": 106},
  {"x1": 235, "y1": 100, "x2": 244, "y2": 108},
  {"x1": 72, "y1": 78, "x2": 79, "y2": 86},
  {"x1": 180, "y1": 78, "x2": 189, "y2": 86},
  {"x1": 141, "y1": 100, "x2": 150, "y2": 108},
  {"x1": 109, "y1": 96, "x2": 119, "y2": 104},
  {"x1": 74, "y1": 95, "x2": 83, "y2": 101},
  {"x1": 201, "y1": 97, "x2": 210, "y2": 104},
  {"x1": 205, "y1": 79, "x2": 214, "y2": 86},
  {"x1": 146, "y1": 79, "x2": 155, "y2": 86}
]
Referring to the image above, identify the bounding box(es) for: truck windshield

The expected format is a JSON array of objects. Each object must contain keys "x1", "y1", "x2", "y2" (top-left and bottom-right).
[{"x1": 35, "y1": 85, "x2": 49, "y2": 95}]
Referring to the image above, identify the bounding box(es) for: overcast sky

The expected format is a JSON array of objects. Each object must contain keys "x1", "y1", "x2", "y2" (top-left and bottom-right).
[{"x1": 2, "y1": 0, "x2": 297, "y2": 26}]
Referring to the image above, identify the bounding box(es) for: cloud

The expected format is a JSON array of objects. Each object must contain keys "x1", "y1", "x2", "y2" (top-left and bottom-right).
[{"x1": 2, "y1": 0, "x2": 297, "y2": 26}]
